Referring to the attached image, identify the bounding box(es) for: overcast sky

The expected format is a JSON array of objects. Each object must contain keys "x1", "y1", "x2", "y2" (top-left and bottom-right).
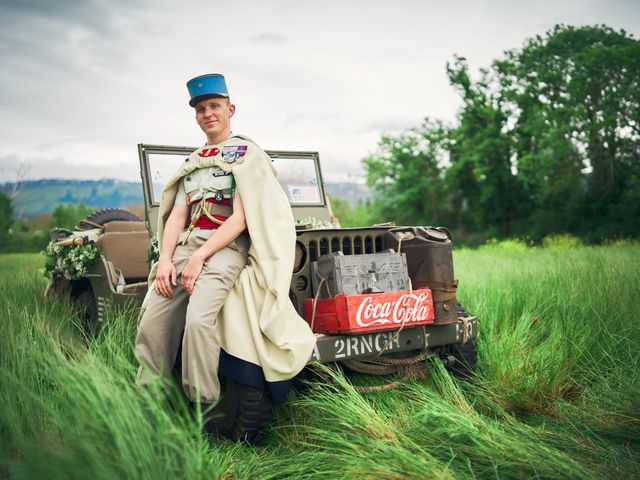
[{"x1": 0, "y1": 0, "x2": 638, "y2": 183}]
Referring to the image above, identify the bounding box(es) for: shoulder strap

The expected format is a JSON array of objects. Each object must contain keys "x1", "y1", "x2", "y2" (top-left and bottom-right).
[
  {"x1": 230, "y1": 133, "x2": 256, "y2": 144},
  {"x1": 231, "y1": 176, "x2": 236, "y2": 207}
]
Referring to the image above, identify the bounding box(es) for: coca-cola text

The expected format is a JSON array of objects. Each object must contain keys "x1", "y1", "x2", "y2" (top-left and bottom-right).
[{"x1": 355, "y1": 292, "x2": 432, "y2": 328}]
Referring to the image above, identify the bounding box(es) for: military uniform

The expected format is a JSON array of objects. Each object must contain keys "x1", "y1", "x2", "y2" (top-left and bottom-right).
[
  {"x1": 136, "y1": 163, "x2": 249, "y2": 403},
  {"x1": 135, "y1": 73, "x2": 316, "y2": 407}
]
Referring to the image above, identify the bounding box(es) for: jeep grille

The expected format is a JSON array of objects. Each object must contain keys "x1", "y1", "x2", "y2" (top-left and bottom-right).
[{"x1": 290, "y1": 228, "x2": 391, "y2": 316}]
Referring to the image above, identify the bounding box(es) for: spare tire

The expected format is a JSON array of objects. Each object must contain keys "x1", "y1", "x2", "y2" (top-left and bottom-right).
[{"x1": 76, "y1": 208, "x2": 141, "y2": 230}]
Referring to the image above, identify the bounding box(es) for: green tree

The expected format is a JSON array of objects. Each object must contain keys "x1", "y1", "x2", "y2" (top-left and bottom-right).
[
  {"x1": 0, "y1": 191, "x2": 15, "y2": 243},
  {"x1": 330, "y1": 196, "x2": 384, "y2": 227},
  {"x1": 495, "y1": 25, "x2": 640, "y2": 239},
  {"x1": 445, "y1": 57, "x2": 526, "y2": 238},
  {"x1": 362, "y1": 24, "x2": 640, "y2": 243},
  {"x1": 50, "y1": 203, "x2": 95, "y2": 230},
  {"x1": 364, "y1": 119, "x2": 452, "y2": 227}
]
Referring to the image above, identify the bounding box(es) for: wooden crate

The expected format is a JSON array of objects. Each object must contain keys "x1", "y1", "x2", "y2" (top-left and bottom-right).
[
  {"x1": 310, "y1": 251, "x2": 410, "y2": 298},
  {"x1": 303, "y1": 288, "x2": 434, "y2": 335}
]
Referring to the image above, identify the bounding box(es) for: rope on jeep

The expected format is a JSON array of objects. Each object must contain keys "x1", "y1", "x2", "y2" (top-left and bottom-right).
[
  {"x1": 343, "y1": 350, "x2": 430, "y2": 374},
  {"x1": 376, "y1": 231, "x2": 415, "y2": 357},
  {"x1": 375, "y1": 277, "x2": 413, "y2": 358},
  {"x1": 309, "y1": 276, "x2": 329, "y2": 333},
  {"x1": 343, "y1": 351, "x2": 430, "y2": 392},
  {"x1": 344, "y1": 231, "x2": 433, "y2": 392},
  {"x1": 351, "y1": 380, "x2": 403, "y2": 392},
  {"x1": 461, "y1": 316, "x2": 470, "y2": 344}
]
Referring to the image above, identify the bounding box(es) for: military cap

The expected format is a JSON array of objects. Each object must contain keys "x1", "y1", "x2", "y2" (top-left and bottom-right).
[{"x1": 186, "y1": 73, "x2": 229, "y2": 107}]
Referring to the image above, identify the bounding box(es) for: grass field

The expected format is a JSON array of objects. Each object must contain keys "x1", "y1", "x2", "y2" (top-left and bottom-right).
[{"x1": 1, "y1": 242, "x2": 639, "y2": 479}]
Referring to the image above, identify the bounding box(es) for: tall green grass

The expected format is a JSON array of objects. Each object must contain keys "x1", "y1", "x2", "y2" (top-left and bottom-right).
[{"x1": 1, "y1": 244, "x2": 639, "y2": 479}]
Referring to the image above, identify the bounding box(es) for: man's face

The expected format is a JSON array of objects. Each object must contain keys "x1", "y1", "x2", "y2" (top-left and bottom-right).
[{"x1": 194, "y1": 97, "x2": 235, "y2": 142}]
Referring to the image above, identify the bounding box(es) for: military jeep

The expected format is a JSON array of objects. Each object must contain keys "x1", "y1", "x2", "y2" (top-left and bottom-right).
[{"x1": 46, "y1": 144, "x2": 478, "y2": 442}]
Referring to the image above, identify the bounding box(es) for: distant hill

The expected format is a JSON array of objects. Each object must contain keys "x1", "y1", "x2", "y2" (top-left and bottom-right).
[
  {"x1": 325, "y1": 182, "x2": 371, "y2": 207},
  {"x1": 2, "y1": 179, "x2": 144, "y2": 219},
  {"x1": 2, "y1": 179, "x2": 371, "y2": 218}
]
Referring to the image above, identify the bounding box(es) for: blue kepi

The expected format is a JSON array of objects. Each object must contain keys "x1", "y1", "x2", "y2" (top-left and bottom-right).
[{"x1": 187, "y1": 73, "x2": 229, "y2": 107}]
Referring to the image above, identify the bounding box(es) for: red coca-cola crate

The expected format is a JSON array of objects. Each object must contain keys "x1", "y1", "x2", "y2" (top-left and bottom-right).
[{"x1": 303, "y1": 288, "x2": 434, "y2": 335}]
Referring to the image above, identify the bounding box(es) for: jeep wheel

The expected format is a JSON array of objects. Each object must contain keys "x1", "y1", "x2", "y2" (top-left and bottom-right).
[
  {"x1": 205, "y1": 379, "x2": 274, "y2": 443},
  {"x1": 293, "y1": 362, "x2": 344, "y2": 391},
  {"x1": 76, "y1": 286, "x2": 99, "y2": 336},
  {"x1": 445, "y1": 302, "x2": 477, "y2": 379},
  {"x1": 448, "y1": 339, "x2": 477, "y2": 379},
  {"x1": 76, "y1": 208, "x2": 141, "y2": 230}
]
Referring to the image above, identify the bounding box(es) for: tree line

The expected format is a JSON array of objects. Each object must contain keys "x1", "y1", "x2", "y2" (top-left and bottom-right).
[
  {"x1": 2, "y1": 25, "x2": 638, "y2": 251},
  {"x1": 355, "y1": 25, "x2": 639, "y2": 244},
  {"x1": 0, "y1": 194, "x2": 94, "y2": 253}
]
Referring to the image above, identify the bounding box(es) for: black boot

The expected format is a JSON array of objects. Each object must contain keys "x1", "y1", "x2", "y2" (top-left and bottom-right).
[{"x1": 190, "y1": 402, "x2": 216, "y2": 434}]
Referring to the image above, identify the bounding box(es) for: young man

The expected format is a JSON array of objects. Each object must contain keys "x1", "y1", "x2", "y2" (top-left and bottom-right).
[{"x1": 135, "y1": 74, "x2": 315, "y2": 414}]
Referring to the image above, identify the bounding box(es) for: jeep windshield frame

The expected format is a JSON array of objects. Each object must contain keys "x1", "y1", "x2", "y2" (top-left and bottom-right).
[{"x1": 138, "y1": 144, "x2": 330, "y2": 236}]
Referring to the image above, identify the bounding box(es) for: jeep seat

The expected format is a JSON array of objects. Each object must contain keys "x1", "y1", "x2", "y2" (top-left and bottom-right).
[
  {"x1": 103, "y1": 220, "x2": 147, "y2": 233},
  {"x1": 96, "y1": 228, "x2": 150, "y2": 282}
]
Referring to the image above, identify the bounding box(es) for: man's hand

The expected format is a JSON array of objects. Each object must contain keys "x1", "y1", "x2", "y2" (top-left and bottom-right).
[
  {"x1": 154, "y1": 258, "x2": 177, "y2": 297},
  {"x1": 153, "y1": 203, "x2": 188, "y2": 297},
  {"x1": 181, "y1": 254, "x2": 205, "y2": 296}
]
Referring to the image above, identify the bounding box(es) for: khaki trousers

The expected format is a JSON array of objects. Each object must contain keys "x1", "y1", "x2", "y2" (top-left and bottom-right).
[{"x1": 135, "y1": 228, "x2": 249, "y2": 403}]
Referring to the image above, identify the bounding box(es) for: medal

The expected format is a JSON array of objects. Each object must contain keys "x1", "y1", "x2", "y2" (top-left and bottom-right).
[
  {"x1": 215, "y1": 191, "x2": 224, "y2": 202},
  {"x1": 221, "y1": 145, "x2": 248, "y2": 167}
]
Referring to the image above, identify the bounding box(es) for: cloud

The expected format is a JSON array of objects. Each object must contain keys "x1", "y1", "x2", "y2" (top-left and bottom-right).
[
  {"x1": 357, "y1": 117, "x2": 423, "y2": 135},
  {"x1": 0, "y1": 150, "x2": 136, "y2": 182},
  {"x1": 0, "y1": 153, "x2": 33, "y2": 185},
  {"x1": 1, "y1": 0, "x2": 92, "y2": 19},
  {"x1": 0, "y1": 0, "x2": 638, "y2": 184},
  {"x1": 35, "y1": 136, "x2": 95, "y2": 150},
  {"x1": 249, "y1": 32, "x2": 288, "y2": 44}
]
